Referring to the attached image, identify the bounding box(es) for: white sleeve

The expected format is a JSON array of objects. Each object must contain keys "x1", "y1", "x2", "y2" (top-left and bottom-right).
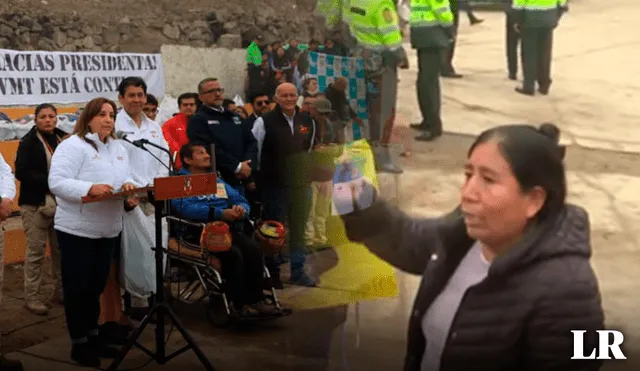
[
  {"x1": 0, "y1": 153, "x2": 16, "y2": 200},
  {"x1": 119, "y1": 144, "x2": 139, "y2": 187},
  {"x1": 251, "y1": 117, "x2": 266, "y2": 168},
  {"x1": 48, "y1": 140, "x2": 94, "y2": 201},
  {"x1": 155, "y1": 125, "x2": 171, "y2": 177}
]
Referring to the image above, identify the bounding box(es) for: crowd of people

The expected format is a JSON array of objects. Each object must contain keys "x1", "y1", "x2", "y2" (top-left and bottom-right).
[
  {"x1": 0, "y1": 0, "x2": 590, "y2": 370},
  {"x1": 0, "y1": 69, "x2": 349, "y2": 369},
  {"x1": 0, "y1": 69, "x2": 607, "y2": 371},
  {"x1": 245, "y1": 34, "x2": 351, "y2": 99}
]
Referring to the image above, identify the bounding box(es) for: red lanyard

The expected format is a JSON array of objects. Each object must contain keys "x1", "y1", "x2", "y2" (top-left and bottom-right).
[{"x1": 38, "y1": 132, "x2": 60, "y2": 155}]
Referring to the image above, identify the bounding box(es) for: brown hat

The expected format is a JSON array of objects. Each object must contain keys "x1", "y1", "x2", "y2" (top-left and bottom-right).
[{"x1": 314, "y1": 98, "x2": 333, "y2": 113}]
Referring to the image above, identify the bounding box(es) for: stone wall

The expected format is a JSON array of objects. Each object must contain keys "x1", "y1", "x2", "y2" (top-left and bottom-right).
[
  {"x1": 161, "y1": 45, "x2": 247, "y2": 100},
  {"x1": 0, "y1": 8, "x2": 325, "y2": 54}
]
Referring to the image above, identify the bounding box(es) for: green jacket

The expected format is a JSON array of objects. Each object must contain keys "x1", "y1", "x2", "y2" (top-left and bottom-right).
[
  {"x1": 511, "y1": 0, "x2": 568, "y2": 29},
  {"x1": 408, "y1": 0, "x2": 454, "y2": 49}
]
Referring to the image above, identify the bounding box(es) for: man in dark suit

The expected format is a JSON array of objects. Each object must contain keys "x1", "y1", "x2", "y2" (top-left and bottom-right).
[
  {"x1": 251, "y1": 83, "x2": 317, "y2": 288},
  {"x1": 187, "y1": 77, "x2": 258, "y2": 195}
]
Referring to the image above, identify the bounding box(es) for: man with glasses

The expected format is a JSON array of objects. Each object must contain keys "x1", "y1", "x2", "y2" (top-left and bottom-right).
[
  {"x1": 243, "y1": 91, "x2": 271, "y2": 219},
  {"x1": 244, "y1": 92, "x2": 271, "y2": 130},
  {"x1": 187, "y1": 78, "x2": 257, "y2": 196}
]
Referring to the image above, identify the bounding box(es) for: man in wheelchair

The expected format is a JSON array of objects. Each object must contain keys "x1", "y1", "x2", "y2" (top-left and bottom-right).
[{"x1": 170, "y1": 143, "x2": 279, "y2": 317}]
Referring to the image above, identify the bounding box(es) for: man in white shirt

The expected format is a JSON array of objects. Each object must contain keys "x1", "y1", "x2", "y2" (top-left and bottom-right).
[
  {"x1": 0, "y1": 153, "x2": 24, "y2": 371},
  {"x1": 115, "y1": 77, "x2": 170, "y2": 320},
  {"x1": 115, "y1": 77, "x2": 170, "y2": 215}
]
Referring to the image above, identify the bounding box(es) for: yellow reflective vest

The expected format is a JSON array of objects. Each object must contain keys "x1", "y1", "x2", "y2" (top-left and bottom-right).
[
  {"x1": 511, "y1": 0, "x2": 568, "y2": 28},
  {"x1": 409, "y1": 0, "x2": 454, "y2": 29},
  {"x1": 347, "y1": 0, "x2": 403, "y2": 51},
  {"x1": 317, "y1": 0, "x2": 351, "y2": 28}
]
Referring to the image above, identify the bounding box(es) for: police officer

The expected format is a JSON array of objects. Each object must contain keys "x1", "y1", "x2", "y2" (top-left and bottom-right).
[
  {"x1": 504, "y1": 0, "x2": 521, "y2": 80},
  {"x1": 316, "y1": 0, "x2": 358, "y2": 52},
  {"x1": 347, "y1": 0, "x2": 408, "y2": 173},
  {"x1": 409, "y1": 0, "x2": 455, "y2": 141},
  {"x1": 187, "y1": 77, "x2": 258, "y2": 195},
  {"x1": 441, "y1": 0, "x2": 463, "y2": 78},
  {"x1": 512, "y1": 0, "x2": 568, "y2": 96}
]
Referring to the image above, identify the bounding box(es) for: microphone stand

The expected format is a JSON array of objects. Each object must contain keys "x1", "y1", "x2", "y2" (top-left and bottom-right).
[
  {"x1": 135, "y1": 139, "x2": 177, "y2": 175},
  {"x1": 120, "y1": 136, "x2": 175, "y2": 175},
  {"x1": 108, "y1": 138, "x2": 215, "y2": 371}
]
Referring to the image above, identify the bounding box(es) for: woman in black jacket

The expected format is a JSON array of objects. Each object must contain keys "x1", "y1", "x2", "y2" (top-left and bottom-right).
[
  {"x1": 15, "y1": 104, "x2": 68, "y2": 316},
  {"x1": 342, "y1": 124, "x2": 604, "y2": 371}
]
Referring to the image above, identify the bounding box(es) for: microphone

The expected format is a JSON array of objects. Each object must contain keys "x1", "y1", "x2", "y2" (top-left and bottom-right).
[{"x1": 115, "y1": 131, "x2": 144, "y2": 148}]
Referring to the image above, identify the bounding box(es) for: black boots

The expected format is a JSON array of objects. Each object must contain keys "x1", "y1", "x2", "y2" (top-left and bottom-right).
[
  {"x1": 70, "y1": 336, "x2": 120, "y2": 367},
  {"x1": 70, "y1": 342, "x2": 100, "y2": 368}
]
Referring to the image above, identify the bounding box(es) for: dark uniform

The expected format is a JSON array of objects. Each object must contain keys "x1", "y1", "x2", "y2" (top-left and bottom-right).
[
  {"x1": 409, "y1": 0, "x2": 456, "y2": 140},
  {"x1": 506, "y1": 5, "x2": 521, "y2": 80},
  {"x1": 253, "y1": 105, "x2": 317, "y2": 287},
  {"x1": 512, "y1": 0, "x2": 568, "y2": 95},
  {"x1": 440, "y1": 0, "x2": 462, "y2": 78},
  {"x1": 187, "y1": 105, "x2": 258, "y2": 194}
]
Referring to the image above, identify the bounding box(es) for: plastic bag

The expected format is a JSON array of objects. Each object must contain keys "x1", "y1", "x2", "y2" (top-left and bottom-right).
[
  {"x1": 397, "y1": 0, "x2": 410, "y2": 24},
  {"x1": 232, "y1": 94, "x2": 245, "y2": 107},
  {"x1": 0, "y1": 121, "x2": 16, "y2": 141},
  {"x1": 156, "y1": 95, "x2": 179, "y2": 126},
  {"x1": 120, "y1": 207, "x2": 168, "y2": 298},
  {"x1": 56, "y1": 115, "x2": 76, "y2": 134},
  {"x1": 13, "y1": 120, "x2": 35, "y2": 139}
]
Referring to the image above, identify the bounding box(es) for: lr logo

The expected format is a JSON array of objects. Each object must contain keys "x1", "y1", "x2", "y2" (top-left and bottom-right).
[{"x1": 571, "y1": 330, "x2": 627, "y2": 360}]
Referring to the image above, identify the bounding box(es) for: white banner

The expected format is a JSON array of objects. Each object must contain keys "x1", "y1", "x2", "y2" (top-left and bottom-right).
[{"x1": 0, "y1": 49, "x2": 165, "y2": 106}]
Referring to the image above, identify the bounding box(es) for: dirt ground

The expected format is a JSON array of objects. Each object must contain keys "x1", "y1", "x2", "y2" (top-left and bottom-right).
[
  {"x1": 0, "y1": 257, "x2": 67, "y2": 354},
  {"x1": 2, "y1": 0, "x2": 640, "y2": 362}
]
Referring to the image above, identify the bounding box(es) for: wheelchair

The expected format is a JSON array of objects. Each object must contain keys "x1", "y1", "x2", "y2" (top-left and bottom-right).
[{"x1": 164, "y1": 215, "x2": 291, "y2": 327}]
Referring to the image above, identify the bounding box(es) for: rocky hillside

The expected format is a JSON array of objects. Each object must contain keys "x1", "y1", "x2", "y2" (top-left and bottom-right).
[{"x1": 0, "y1": 0, "x2": 324, "y2": 53}]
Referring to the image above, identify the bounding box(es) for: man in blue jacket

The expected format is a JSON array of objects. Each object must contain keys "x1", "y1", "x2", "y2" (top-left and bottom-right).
[
  {"x1": 187, "y1": 78, "x2": 258, "y2": 195},
  {"x1": 170, "y1": 143, "x2": 276, "y2": 317}
]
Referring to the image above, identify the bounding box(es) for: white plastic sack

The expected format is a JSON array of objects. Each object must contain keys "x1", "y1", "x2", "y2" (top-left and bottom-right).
[
  {"x1": 120, "y1": 207, "x2": 168, "y2": 298},
  {"x1": 13, "y1": 120, "x2": 35, "y2": 139},
  {"x1": 156, "y1": 94, "x2": 179, "y2": 126},
  {"x1": 232, "y1": 94, "x2": 244, "y2": 107},
  {"x1": 397, "y1": 0, "x2": 410, "y2": 24},
  {"x1": 56, "y1": 115, "x2": 76, "y2": 134},
  {"x1": 0, "y1": 121, "x2": 16, "y2": 141}
]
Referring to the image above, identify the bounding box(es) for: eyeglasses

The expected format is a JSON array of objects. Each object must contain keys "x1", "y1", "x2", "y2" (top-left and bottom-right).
[
  {"x1": 202, "y1": 88, "x2": 224, "y2": 94},
  {"x1": 256, "y1": 100, "x2": 269, "y2": 106}
]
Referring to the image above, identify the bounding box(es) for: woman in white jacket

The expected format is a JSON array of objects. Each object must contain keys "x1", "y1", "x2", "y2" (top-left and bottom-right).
[{"x1": 48, "y1": 97, "x2": 138, "y2": 368}]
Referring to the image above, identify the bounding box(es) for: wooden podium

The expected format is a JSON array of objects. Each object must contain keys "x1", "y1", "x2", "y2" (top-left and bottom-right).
[
  {"x1": 85, "y1": 173, "x2": 217, "y2": 371},
  {"x1": 82, "y1": 186, "x2": 154, "y2": 204}
]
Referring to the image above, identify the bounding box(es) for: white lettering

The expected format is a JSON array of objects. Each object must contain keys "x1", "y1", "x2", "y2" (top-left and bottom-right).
[{"x1": 571, "y1": 330, "x2": 626, "y2": 360}]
